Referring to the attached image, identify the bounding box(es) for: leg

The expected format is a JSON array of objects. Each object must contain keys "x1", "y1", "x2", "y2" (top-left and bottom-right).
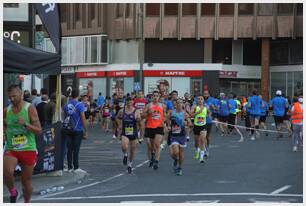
[
  {"x1": 170, "y1": 144, "x2": 179, "y2": 160},
  {"x1": 3, "y1": 155, "x2": 18, "y2": 192},
  {"x1": 66, "y1": 135, "x2": 73, "y2": 170},
  {"x1": 129, "y1": 139, "x2": 137, "y2": 164},
  {"x1": 20, "y1": 164, "x2": 35, "y2": 203},
  {"x1": 178, "y1": 147, "x2": 185, "y2": 167},
  {"x1": 72, "y1": 132, "x2": 83, "y2": 170},
  {"x1": 60, "y1": 133, "x2": 67, "y2": 169},
  {"x1": 199, "y1": 130, "x2": 207, "y2": 162},
  {"x1": 121, "y1": 136, "x2": 129, "y2": 155},
  {"x1": 154, "y1": 135, "x2": 163, "y2": 161}
]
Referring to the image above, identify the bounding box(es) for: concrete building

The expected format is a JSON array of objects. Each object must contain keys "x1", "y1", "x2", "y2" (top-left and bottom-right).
[{"x1": 43, "y1": 3, "x2": 303, "y2": 100}]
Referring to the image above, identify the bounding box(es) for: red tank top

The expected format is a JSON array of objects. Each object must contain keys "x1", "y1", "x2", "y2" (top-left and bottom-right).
[
  {"x1": 133, "y1": 98, "x2": 148, "y2": 112},
  {"x1": 146, "y1": 103, "x2": 164, "y2": 128}
]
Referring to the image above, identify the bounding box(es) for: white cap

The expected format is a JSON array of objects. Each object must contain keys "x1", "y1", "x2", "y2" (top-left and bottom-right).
[
  {"x1": 298, "y1": 97, "x2": 303, "y2": 103},
  {"x1": 276, "y1": 90, "x2": 282, "y2": 95}
]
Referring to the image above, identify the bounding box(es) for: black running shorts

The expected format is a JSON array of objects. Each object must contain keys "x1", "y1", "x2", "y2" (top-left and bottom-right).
[{"x1": 145, "y1": 127, "x2": 164, "y2": 139}]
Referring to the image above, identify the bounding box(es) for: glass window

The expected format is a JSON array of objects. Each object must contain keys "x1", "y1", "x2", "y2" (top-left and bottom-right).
[
  {"x1": 146, "y1": 3, "x2": 160, "y2": 16},
  {"x1": 4, "y1": 3, "x2": 19, "y2": 7},
  {"x1": 101, "y1": 36, "x2": 108, "y2": 63},
  {"x1": 289, "y1": 39, "x2": 303, "y2": 65},
  {"x1": 91, "y1": 37, "x2": 98, "y2": 63},
  {"x1": 182, "y1": 3, "x2": 196, "y2": 16},
  {"x1": 270, "y1": 40, "x2": 289, "y2": 65},
  {"x1": 213, "y1": 39, "x2": 232, "y2": 64},
  {"x1": 287, "y1": 72, "x2": 294, "y2": 98},
  {"x1": 85, "y1": 37, "x2": 90, "y2": 63},
  {"x1": 258, "y1": 3, "x2": 273, "y2": 16},
  {"x1": 243, "y1": 40, "x2": 261, "y2": 65},
  {"x1": 61, "y1": 39, "x2": 68, "y2": 65},
  {"x1": 70, "y1": 38, "x2": 77, "y2": 64},
  {"x1": 201, "y1": 4, "x2": 215, "y2": 16},
  {"x1": 75, "y1": 4, "x2": 80, "y2": 21},
  {"x1": 297, "y1": 3, "x2": 303, "y2": 15},
  {"x1": 294, "y1": 71, "x2": 303, "y2": 96},
  {"x1": 278, "y1": 3, "x2": 293, "y2": 15},
  {"x1": 271, "y1": 72, "x2": 286, "y2": 98},
  {"x1": 165, "y1": 3, "x2": 178, "y2": 16},
  {"x1": 238, "y1": 3, "x2": 253, "y2": 15},
  {"x1": 116, "y1": 4, "x2": 124, "y2": 18},
  {"x1": 220, "y1": 3, "x2": 234, "y2": 16}
]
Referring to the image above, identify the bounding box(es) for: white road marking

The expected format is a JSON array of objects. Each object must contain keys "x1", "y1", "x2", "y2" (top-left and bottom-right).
[
  {"x1": 185, "y1": 200, "x2": 220, "y2": 203},
  {"x1": 35, "y1": 192, "x2": 303, "y2": 201},
  {"x1": 270, "y1": 185, "x2": 292, "y2": 195},
  {"x1": 120, "y1": 201, "x2": 154, "y2": 203},
  {"x1": 34, "y1": 160, "x2": 149, "y2": 200},
  {"x1": 215, "y1": 180, "x2": 237, "y2": 184},
  {"x1": 228, "y1": 145, "x2": 240, "y2": 148},
  {"x1": 249, "y1": 198, "x2": 297, "y2": 203}
]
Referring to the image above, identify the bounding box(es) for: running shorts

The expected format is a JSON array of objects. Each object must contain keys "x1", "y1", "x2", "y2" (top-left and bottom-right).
[
  {"x1": 193, "y1": 125, "x2": 207, "y2": 135},
  {"x1": 4, "y1": 150, "x2": 37, "y2": 166},
  {"x1": 259, "y1": 116, "x2": 267, "y2": 123},
  {"x1": 219, "y1": 115, "x2": 228, "y2": 123},
  {"x1": 274, "y1": 116, "x2": 284, "y2": 125},
  {"x1": 145, "y1": 127, "x2": 164, "y2": 139},
  {"x1": 170, "y1": 135, "x2": 187, "y2": 148},
  {"x1": 205, "y1": 124, "x2": 212, "y2": 135}
]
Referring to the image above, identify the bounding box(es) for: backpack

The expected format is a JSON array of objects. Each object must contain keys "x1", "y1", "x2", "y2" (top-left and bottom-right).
[{"x1": 62, "y1": 102, "x2": 81, "y2": 132}]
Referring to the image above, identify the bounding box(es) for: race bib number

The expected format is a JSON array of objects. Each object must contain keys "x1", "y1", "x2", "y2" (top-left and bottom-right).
[
  {"x1": 125, "y1": 127, "x2": 134, "y2": 136},
  {"x1": 119, "y1": 102, "x2": 125, "y2": 108},
  {"x1": 196, "y1": 117, "x2": 204, "y2": 124},
  {"x1": 135, "y1": 102, "x2": 145, "y2": 109},
  {"x1": 12, "y1": 134, "x2": 28, "y2": 149},
  {"x1": 104, "y1": 108, "x2": 110, "y2": 113},
  {"x1": 172, "y1": 125, "x2": 182, "y2": 134},
  {"x1": 152, "y1": 111, "x2": 161, "y2": 120}
]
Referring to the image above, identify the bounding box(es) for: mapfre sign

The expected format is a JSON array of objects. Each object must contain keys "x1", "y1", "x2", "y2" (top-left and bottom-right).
[{"x1": 144, "y1": 70, "x2": 203, "y2": 77}]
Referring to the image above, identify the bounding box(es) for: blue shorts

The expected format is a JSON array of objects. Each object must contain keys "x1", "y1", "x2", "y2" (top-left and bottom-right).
[{"x1": 170, "y1": 135, "x2": 187, "y2": 147}]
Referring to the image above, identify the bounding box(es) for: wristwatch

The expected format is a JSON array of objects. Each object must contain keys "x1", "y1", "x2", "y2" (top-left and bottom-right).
[{"x1": 23, "y1": 123, "x2": 28, "y2": 129}]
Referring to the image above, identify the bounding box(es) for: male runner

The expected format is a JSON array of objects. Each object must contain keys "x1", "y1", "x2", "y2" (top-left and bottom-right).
[
  {"x1": 248, "y1": 90, "x2": 263, "y2": 140},
  {"x1": 203, "y1": 91, "x2": 214, "y2": 157},
  {"x1": 143, "y1": 91, "x2": 167, "y2": 170},
  {"x1": 133, "y1": 91, "x2": 148, "y2": 143},
  {"x1": 259, "y1": 95, "x2": 269, "y2": 136},
  {"x1": 4, "y1": 85, "x2": 42, "y2": 203}
]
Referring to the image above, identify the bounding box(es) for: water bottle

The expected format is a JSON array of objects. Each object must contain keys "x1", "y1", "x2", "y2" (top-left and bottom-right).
[
  {"x1": 57, "y1": 186, "x2": 64, "y2": 191},
  {"x1": 40, "y1": 190, "x2": 47, "y2": 195}
]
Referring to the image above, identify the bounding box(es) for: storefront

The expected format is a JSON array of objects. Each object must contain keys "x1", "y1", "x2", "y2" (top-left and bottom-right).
[
  {"x1": 76, "y1": 71, "x2": 107, "y2": 101},
  {"x1": 107, "y1": 70, "x2": 135, "y2": 95},
  {"x1": 61, "y1": 67, "x2": 77, "y2": 97},
  {"x1": 143, "y1": 70, "x2": 203, "y2": 97}
]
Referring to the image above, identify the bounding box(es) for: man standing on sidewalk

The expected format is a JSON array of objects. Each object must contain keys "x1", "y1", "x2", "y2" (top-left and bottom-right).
[
  {"x1": 4, "y1": 85, "x2": 42, "y2": 203},
  {"x1": 291, "y1": 96, "x2": 303, "y2": 152},
  {"x1": 62, "y1": 89, "x2": 88, "y2": 173}
]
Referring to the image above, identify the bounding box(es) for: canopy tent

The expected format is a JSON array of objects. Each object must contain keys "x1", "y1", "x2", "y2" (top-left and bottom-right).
[{"x1": 3, "y1": 38, "x2": 61, "y2": 75}]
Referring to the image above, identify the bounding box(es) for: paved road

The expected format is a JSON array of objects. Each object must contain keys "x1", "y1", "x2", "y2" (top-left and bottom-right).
[{"x1": 32, "y1": 119, "x2": 303, "y2": 203}]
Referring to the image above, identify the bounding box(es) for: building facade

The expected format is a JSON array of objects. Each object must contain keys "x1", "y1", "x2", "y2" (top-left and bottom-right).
[{"x1": 43, "y1": 3, "x2": 303, "y2": 100}]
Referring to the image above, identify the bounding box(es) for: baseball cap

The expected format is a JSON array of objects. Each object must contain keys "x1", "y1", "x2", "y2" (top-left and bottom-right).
[{"x1": 276, "y1": 90, "x2": 282, "y2": 95}]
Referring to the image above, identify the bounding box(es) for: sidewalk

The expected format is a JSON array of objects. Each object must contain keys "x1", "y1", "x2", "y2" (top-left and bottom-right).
[{"x1": 3, "y1": 170, "x2": 88, "y2": 203}]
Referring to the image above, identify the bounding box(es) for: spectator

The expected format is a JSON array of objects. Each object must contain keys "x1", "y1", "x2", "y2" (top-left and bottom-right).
[
  {"x1": 23, "y1": 90, "x2": 32, "y2": 103},
  {"x1": 36, "y1": 94, "x2": 48, "y2": 128},
  {"x1": 31, "y1": 89, "x2": 40, "y2": 107},
  {"x1": 44, "y1": 92, "x2": 56, "y2": 126},
  {"x1": 97, "y1": 92, "x2": 105, "y2": 107}
]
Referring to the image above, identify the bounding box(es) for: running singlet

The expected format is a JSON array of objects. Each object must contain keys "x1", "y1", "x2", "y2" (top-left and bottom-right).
[
  {"x1": 170, "y1": 110, "x2": 185, "y2": 137},
  {"x1": 122, "y1": 108, "x2": 138, "y2": 138},
  {"x1": 260, "y1": 101, "x2": 268, "y2": 116},
  {"x1": 204, "y1": 97, "x2": 214, "y2": 124},
  {"x1": 228, "y1": 99, "x2": 237, "y2": 114},
  {"x1": 194, "y1": 106, "x2": 207, "y2": 126},
  {"x1": 146, "y1": 103, "x2": 164, "y2": 128},
  {"x1": 248, "y1": 95, "x2": 262, "y2": 116},
  {"x1": 6, "y1": 102, "x2": 36, "y2": 151},
  {"x1": 103, "y1": 104, "x2": 111, "y2": 117},
  {"x1": 270, "y1": 96, "x2": 287, "y2": 117},
  {"x1": 133, "y1": 98, "x2": 147, "y2": 113},
  {"x1": 218, "y1": 100, "x2": 230, "y2": 116}
]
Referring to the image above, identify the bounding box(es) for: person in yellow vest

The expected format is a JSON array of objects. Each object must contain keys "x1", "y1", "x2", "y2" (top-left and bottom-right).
[
  {"x1": 291, "y1": 96, "x2": 303, "y2": 152},
  {"x1": 4, "y1": 85, "x2": 42, "y2": 203}
]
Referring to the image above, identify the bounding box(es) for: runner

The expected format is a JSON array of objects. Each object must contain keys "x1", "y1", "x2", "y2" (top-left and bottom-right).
[
  {"x1": 212, "y1": 95, "x2": 220, "y2": 132},
  {"x1": 203, "y1": 90, "x2": 214, "y2": 157},
  {"x1": 242, "y1": 99, "x2": 252, "y2": 141},
  {"x1": 116, "y1": 97, "x2": 141, "y2": 173},
  {"x1": 167, "y1": 98, "x2": 189, "y2": 175},
  {"x1": 259, "y1": 95, "x2": 269, "y2": 136},
  {"x1": 143, "y1": 90, "x2": 166, "y2": 170},
  {"x1": 227, "y1": 93, "x2": 237, "y2": 134},
  {"x1": 283, "y1": 96, "x2": 293, "y2": 137},
  {"x1": 4, "y1": 85, "x2": 42, "y2": 203},
  {"x1": 270, "y1": 90, "x2": 288, "y2": 139},
  {"x1": 133, "y1": 91, "x2": 148, "y2": 143},
  {"x1": 217, "y1": 93, "x2": 230, "y2": 136},
  {"x1": 112, "y1": 92, "x2": 125, "y2": 139},
  {"x1": 291, "y1": 96, "x2": 303, "y2": 152},
  {"x1": 191, "y1": 95, "x2": 208, "y2": 163},
  {"x1": 101, "y1": 96, "x2": 112, "y2": 132},
  {"x1": 248, "y1": 90, "x2": 263, "y2": 141},
  {"x1": 183, "y1": 92, "x2": 193, "y2": 142}
]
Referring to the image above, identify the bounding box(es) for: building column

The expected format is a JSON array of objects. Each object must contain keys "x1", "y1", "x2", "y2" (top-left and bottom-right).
[
  {"x1": 261, "y1": 38, "x2": 270, "y2": 101},
  {"x1": 204, "y1": 38, "x2": 213, "y2": 63}
]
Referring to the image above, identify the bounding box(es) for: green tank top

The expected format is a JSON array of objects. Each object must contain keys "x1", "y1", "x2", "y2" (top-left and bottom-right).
[
  {"x1": 194, "y1": 106, "x2": 207, "y2": 126},
  {"x1": 6, "y1": 102, "x2": 37, "y2": 151}
]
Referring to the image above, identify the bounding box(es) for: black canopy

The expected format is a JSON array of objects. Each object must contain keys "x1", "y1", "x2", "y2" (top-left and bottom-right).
[{"x1": 3, "y1": 38, "x2": 61, "y2": 75}]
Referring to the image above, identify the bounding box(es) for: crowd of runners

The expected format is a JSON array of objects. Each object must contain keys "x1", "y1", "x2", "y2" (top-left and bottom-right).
[{"x1": 3, "y1": 84, "x2": 303, "y2": 203}]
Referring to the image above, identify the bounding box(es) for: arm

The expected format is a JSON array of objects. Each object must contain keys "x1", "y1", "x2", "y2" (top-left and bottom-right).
[
  {"x1": 116, "y1": 109, "x2": 123, "y2": 129},
  {"x1": 23, "y1": 105, "x2": 42, "y2": 136},
  {"x1": 141, "y1": 103, "x2": 151, "y2": 119},
  {"x1": 4, "y1": 108, "x2": 7, "y2": 141},
  {"x1": 80, "y1": 112, "x2": 88, "y2": 139}
]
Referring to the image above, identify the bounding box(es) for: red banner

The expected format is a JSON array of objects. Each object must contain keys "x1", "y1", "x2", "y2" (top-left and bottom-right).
[
  {"x1": 219, "y1": 71, "x2": 238, "y2": 78},
  {"x1": 76, "y1": 71, "x2": 106, "y2": 78},
  {"x1": 144, "y1": 70, "x2": 203, "y2": 77},
  {"x1": 107, "y1": 70, "x2": 134, "y2": 77}
]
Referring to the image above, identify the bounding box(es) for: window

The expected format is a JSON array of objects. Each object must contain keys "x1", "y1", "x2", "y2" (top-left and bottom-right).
[
  {"x1": 90, "y1": 3, "x2": 95, "y2": 20},
  {"x1": 271, "y1": 72, "x2": 286, "y2": 97},
  {"x1": 74, "y1": 4, "x2": 80, "y2": 21},
  {"x1": 294, "y1": 71, "x2": 303, "y2": 96},
  {"x1": 165, "y1": 3, "x2": 178, "y2": 16},
  {"x1": 220, "y1": 3, "x2": 234, "y2": 16},
  {"x1": 297, "y1": 3, "x2": 303, "y2": 16},
  {"x1": 101, "y1": 36, "x2": 108, "y2": 63},
  {"x1": 201, "y1": 4, "x2": 215, "y2": 16},
  {"x1": 258, "y1": 3, "x2": 273, "y2": 16},
  {"x1": 243, "y1": 40, "x2": 261, "y2": 65},
  {"x1": 85, "y1": 37, "x2": 90, "y2": 63},
  {"x1": 182, "y1": 3, "x2": 196, "y2": 16},
  {"x1": 91, "y1": 37, "x2": 98, "y2": 63},
  {"x1": 126, "y1": 4, "x2": 130, "y2": 17},
  {"x1": 270, "y1": 40, "x2": 289, "y2": 65},
  {"x1": 4, "y1": 3, "x2": 19, "y2": 8},
  {"x1": 61, "y1": 39, "x2": 68, "y2": 64},
  {"x1": 213, "y1": 39, "x2": 232, "y2": 64},
  {"x1": 116, "y1": 4, "x2": 124, "y2": 18},
  {"x1": 289, "y1": 39, "x2": 303, "y2": 64},
  {"x1": 278, "y1": 3, "x2": 293, "y2": 15},
  {"x1": 238, "y1": 3, "x2": 253, "y2": 15},
  {"x1": 60, "y1": 4, "x2": 67, "y2": 23},
  {"x1": 146, "y1": 3, "x2": 160, "y2": 16}
]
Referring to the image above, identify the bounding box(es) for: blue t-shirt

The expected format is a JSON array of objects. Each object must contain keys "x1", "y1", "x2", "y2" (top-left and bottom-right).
[
  {"x1": 166, "y1": 100, "x2": 174, "y2": 111},
  {"x1": 248, "y1": 95, "x2": 262, "y2": 116},
  {"x1": 97, "y1": 96, "x2": 105, "y2": 107},
  {"x1": 64, "y1": 99, "x2": 85, "y2": 131},
  {"x1": 228, "y1": 99, "x2": 237, "y2": 114},
  {"x1": 204, "y1": 97, "x2": 214, "y2": 124},
  {"x1": 218, "y1": 99, "x2": 230, "y2": 116},
  {"x1": 260, "y1": 100, "x2": 269, "y2": 116},
  {"x1": 270, "y1": 96, "x2": 287, "y2": 117},
  {"x1": 212, "y1": 98, "x2": 220, "y2": 114}
]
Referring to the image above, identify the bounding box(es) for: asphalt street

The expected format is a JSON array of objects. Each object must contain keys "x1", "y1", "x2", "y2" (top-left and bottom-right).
[{"x1": 32, "y1": 118, "x2": 303, "y2": 203}]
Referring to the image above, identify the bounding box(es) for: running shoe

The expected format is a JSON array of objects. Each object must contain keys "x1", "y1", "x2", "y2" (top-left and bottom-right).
[
  {"x1": 200, "y1": 158, "x2": 205, "y2": 163},
  {"x1": 160, "y1": 143, "x2": 166, "y2": 150},
  {"x1": 148, "y1": 160, "x2": 153, "y2": 168},
  {"x1": 127, "y1": 166, "x2": 132, "y2": 174},
  {"x1": 138, "y1": 137, "x2": 143, "y2": 144},
  {"x1": 123, "y1": 156, "x2": 128, "y2": 166},
  {"x1": 74, "y1": 168, "x2": 87, "y2": 174},
  {"x1": 173, "y1": 159, "x2": 178, "y2": 172},
  {"x1": 112, "y1": 134, "x2": 117, "y2": 139},
  {"x1": 10, "y1": 190, "x2": 19, "y2": 203},
  {"x1": 194, "y1": 151, "x2": 200, "y2": 160},
  {"x1": 153, "y1": 161, "x2": 159, "y2": 170},
  {"x1": 251, "y1": 136, "x2": 255, "y2": 141},
  {"x1": 293, "y1": 146, "x2": 298, "y2": 152},
  {"x1": 186, "y1": 136, "x2": 190, "y2": 142},
  {"x1": 176, "y1": 168, "x2": 183, "y2": 176},
  {"x1": 205, "y1": 148, "x2": 209, "y2": 157}
]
